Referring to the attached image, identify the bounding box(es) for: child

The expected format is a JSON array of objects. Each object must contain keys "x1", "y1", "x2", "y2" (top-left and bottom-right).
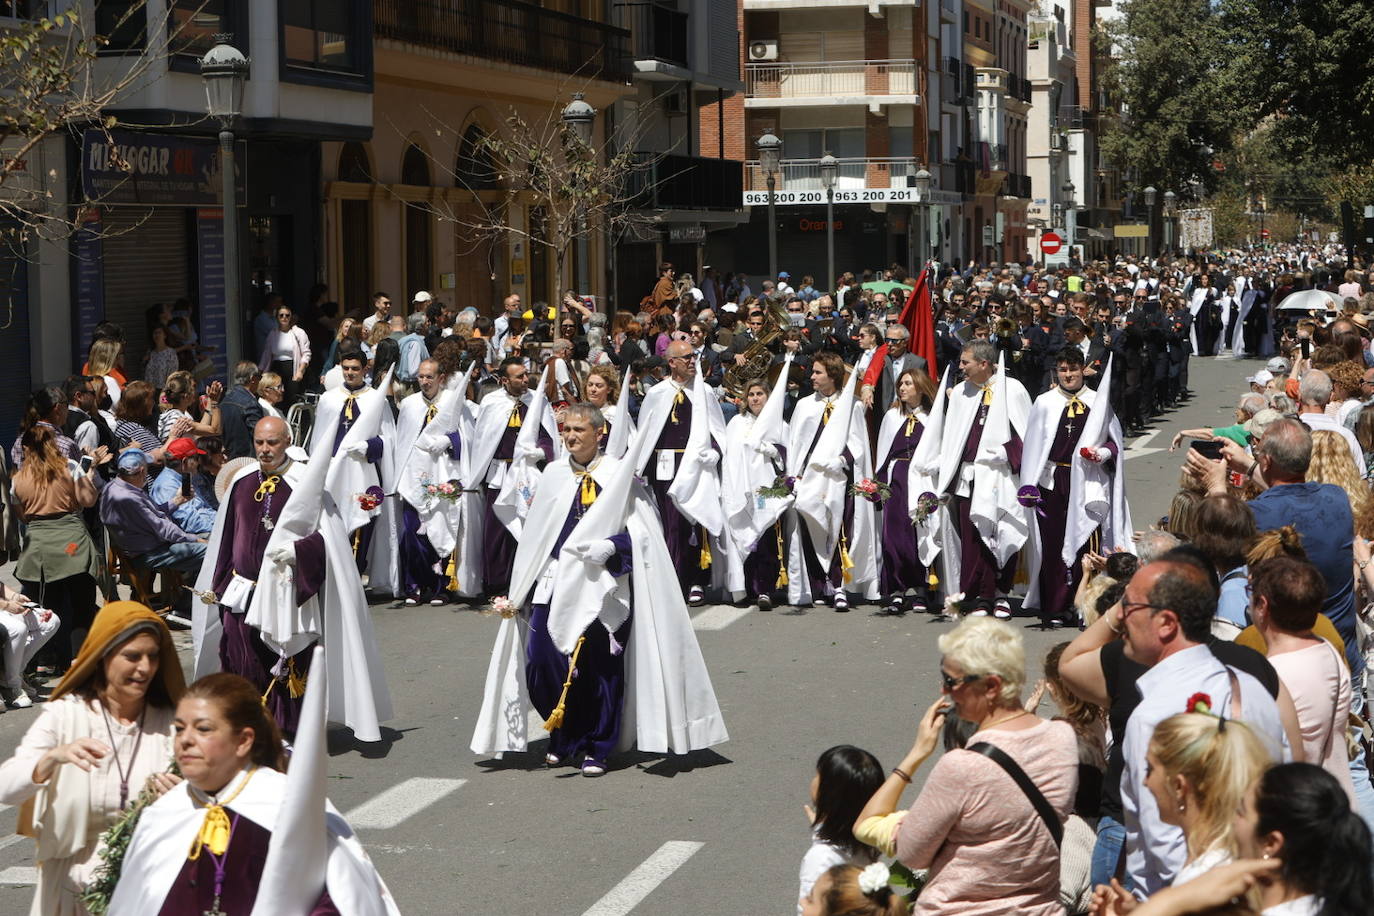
[
  {"x1": 0, "y1": 582, "x2": 57, "y2": 708},
  {"x1": 799, "y1": 745, "x2": 885, "y2": 914},
  {"x1": 801, "y1": 863, "x2": 909, "y2": 916}
]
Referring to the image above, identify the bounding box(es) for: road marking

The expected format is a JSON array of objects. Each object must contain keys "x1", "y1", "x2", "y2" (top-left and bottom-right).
[
  {"x1": 0, "y1": 835, "x2": 26, "y2": 853},
  {"x1": 1124, "y1": 430, "x2": 1164, "y2": 460},
  {"x1": 580, "y1": 841, "x2": 704, "y2": 916},
  {"x1": 343, "y1": 777, "x2": 466, "y2": 830},
  {"x1": 0, "y1": 866, "x2": 35, "y2": 886},
  {"x1": 691, "y1": 604, "x2": 751, "y2": 631}
]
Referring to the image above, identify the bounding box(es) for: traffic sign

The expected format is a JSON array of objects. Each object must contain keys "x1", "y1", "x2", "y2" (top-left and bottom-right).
[
  {"x1": 1041, "y1": 232, "x2": 1063, "y2": 254},
  {"x1": 1260, "y1": 228, "x2": 1270, "y2": 239}
]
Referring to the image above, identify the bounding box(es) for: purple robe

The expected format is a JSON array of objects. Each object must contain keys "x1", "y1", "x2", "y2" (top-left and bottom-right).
[
  {"x1": 1028, "y1": 397, "x2": 1117, "y2": 621},
  {"x1": 158, "y1": 812, "x2": 338, "y2": 915},
  {"x1": 951, "y1": 400, "x2": 1024, "y2": 603},
  {"x1": 877, "y1": 414, "x2": 927, "y2": 596},
  {"x1": 212, "y1": 470, "x2": 327, "y2": 736},
  {"x1": 524, "y1": 478, "x2": 633, "y2": 765},
  {"x1": 646, "y1": 394, "x2": 709, "y2": 593}
]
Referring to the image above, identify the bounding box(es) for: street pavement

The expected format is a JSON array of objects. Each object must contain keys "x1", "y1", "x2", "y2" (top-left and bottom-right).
[{"x1": 0, "y1": 354, "x2": 1255, "y2": 914}]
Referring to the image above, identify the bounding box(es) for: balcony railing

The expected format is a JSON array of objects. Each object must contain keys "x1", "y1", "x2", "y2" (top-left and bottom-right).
[
  {"x1": 746, "y1": 59, "x2": 917, "y2": 99},
  {"x1": 375, "y1": 0, "x2": 632, "y2": 83},
  {"x1": 614, "y1": 1, "x2": 688, "y2": 69},
  {"x1": 1004, "y1": 173, "x2": 1032, "y2": 198},
  {"x1": 742, "y1": 157, "x2": 923, "y2": 192},
  {"x1": 627, "y1": 153, "x2": 742, "y2": 210},
  {"x1": 1057, "y1": 105, "x2": 1090, "y2": 129},
  {"x1": 1010, "y1": 75, "x2": 1032, "y2": 102}
]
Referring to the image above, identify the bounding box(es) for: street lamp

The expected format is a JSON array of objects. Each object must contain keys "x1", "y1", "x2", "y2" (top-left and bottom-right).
[
  {"x1": 1062, "y1": 179, "x2": 1076, "y2": 255},
  {"x1": 819, "y1": 153, "x2": 837, "y2": 294},
  {"x1": 914, "y1": 167, "x2": 931, "y2": 267},
  {"x1": 561, "y1": 93, "x2": 597, "y2": 303},
  {"x1": 1143, "y1": 185, "x2": 1157, "y2": 259},
  {"x1": 201, "y1": 35, "x2": 249, "y2": 369},
  {"x1": 1163, "y1": 190, "x2": 1177, "y2": 252},
  {"x1": 757, "y1": 131, "x2": 782, "y2": 280}
]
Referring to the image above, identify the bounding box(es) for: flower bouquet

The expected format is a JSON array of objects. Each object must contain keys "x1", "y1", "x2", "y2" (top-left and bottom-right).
[
  {"x1": 912, "y1": 491, "x2": 941, "y2": 525},
  {"x1": 82, "y1": 764, "x2": 180, "y2": 914},
  {"x1": 423, "y1": 477, "x2": 463, "y2": 502},
  {"x1": 756, "y1": 474, "x2": 796, "y2": 500},
  {"x1": 851, "y1": 477, "x2": 892, "y2": 505},
  {"x1": 356, "y1": 485, "x2": 386, "y2": 512},
  {"x1": 938, "y1": 591, "x2": 966, "y2": 620},
  {"x1": 482, "y1": 595, "x2": 520, "y2": 619}
]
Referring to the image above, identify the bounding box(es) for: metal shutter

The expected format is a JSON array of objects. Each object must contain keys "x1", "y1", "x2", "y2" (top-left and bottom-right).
[
  {"x1": 0, "y1": 223, "x2": 30, "y2": 449},
  {"x1": 101, "y1": 207, "x2": 191, "y2": 367}
]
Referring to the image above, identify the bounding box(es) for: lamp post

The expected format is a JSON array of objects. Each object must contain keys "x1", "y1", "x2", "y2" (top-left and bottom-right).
[
  {"x1": 758, "y1": 131, "x2": 782, "y2": 280},
  {"x1": 819, "y1": 152, "x2": 837, "y2": 295},
  {"x1": 200, "y1": 35, "x2": 249, "y2": 368},
  {"x1": 1143, "y1": 185, "x2": 1157, "y2": 260},
  {"x1": 1062, "y1": 179, "x2": 1076, "y2": 257},
  {"x1": 914, "y1": 167, "x2": 931, "y2": 268},
  {"x1": 1163, "y1": 189, "x2": 1177, "y2": 253},
  {"x1": 561, "y1": 92, "x2": 596, "y2": 306}
]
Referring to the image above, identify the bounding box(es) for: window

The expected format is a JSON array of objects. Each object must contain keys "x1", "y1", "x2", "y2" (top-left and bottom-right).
[
  {"x1": 167, "y1": 0, "x2": 232, "y2": 60},
  {"x1": 401, "y1": 144, "x2": 430, "y2": 187},
  {"x1": 456, "y1": 126, "x2": 501, "y2": 191},
  {"x1": 338, "y1": 143, "x2": 371, "y2": 183},
  {"x1": 282, "y1": 0, "x2": 361, "y2": 73},
  {"x1": 0, "y1": 0, "x2": 45, "y2": 18},
  {"x1": 95, "y1": 0, "x2": 145, "y2": 53}
]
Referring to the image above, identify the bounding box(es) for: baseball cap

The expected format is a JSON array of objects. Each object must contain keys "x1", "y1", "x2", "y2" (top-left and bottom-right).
[
  {"x1": 778, "y1": 271, "x2": 791, "y2": 279},
  {"x1": 721, "y1": 302, "x2": 739, "y2": 313},
  {"x1": 1245, "y1": 369, "x2": 1274, "y2": 387},
  {"x1": 1266, "y1": 356, "x2": 1291, "y2": 374},
  {"x1": 412, "y1": 290, "x2": 433, "y2": 304},
  {"x1": 165, "y1": 437, "x2": 206, "y2": 460},
  {"x1": 116, "y1": 448, "x2": 150, "y2": 473}
]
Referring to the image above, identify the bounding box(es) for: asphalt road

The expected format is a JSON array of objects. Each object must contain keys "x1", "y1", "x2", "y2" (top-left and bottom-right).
[{"x1": 0, "y1": 354, "x2": 1253, "y2": 915}]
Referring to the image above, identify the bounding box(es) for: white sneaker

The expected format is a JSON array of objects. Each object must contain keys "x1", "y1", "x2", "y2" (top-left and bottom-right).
[
  {"x1": 2, "y1": 687, "x2": 32, "y2": 709},
  {"x1": 993, "y1": 597, "x2": 1012, "y2": 620}
]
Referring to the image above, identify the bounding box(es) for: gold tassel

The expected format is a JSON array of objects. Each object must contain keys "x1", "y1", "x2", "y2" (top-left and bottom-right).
[
  {"x1": 981, "y1": 384, "x2": 994, "y2": 406},
  {"x1": 822, "y1": 399, "x2": 834, "y2": 425},
  {"x1": 839, "y1": 532, "x2": 854, "y2": 584},
  {"x1": 670, "y1": 387, "x2": 685, "y2": 424},
  {"x1": 699, "y1": 528, "x2": 713, "y2": 569},
  {"x1": 775, "y1": 524, "x2": 789, "y2": 588},
  {"x1": 507, "y1": 404, "x2": 523, "y2": 428},
  {"x1": 928, "y1": 571, "x2": 939, "y2": 588},
  {"x1": 424, "y1": 402, "x2": 438, "y2": 426},
  {"x1": 287, "y1": 658, "x2": 307, "y2": 699},
  {"x1": 187, "y1": 768, "x2": 256, "y2": 860},
  {"x1": 579, "y1": 472, "x2": 597, "y2": 507},
  {"x1": 343, "y1": 393, "x2": 358, "y2": 421},
  {"x1": 543, "y1": 636, "x2": 586, "y2": 731},
  {"x1": 446, "y1": 549, "x2": 459, "y2": 592}
]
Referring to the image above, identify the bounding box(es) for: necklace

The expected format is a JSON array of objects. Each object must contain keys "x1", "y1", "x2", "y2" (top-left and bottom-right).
[
  {"x1": 253, "y1": 462, "x2": 289, "y2": 530},
  {"x1": 198, "y1": 811, "x2": 239, "y2": 916},
  {"x1": 978, "y1": 709, "x2": 1032, "y2": 733},
  {"x1": 99, "y1": 700, "x2": 147, "y2": 810}
]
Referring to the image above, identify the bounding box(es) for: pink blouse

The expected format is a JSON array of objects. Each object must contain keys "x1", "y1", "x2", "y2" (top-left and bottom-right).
[{"x1": 895, "y1": 718, "x2": 1078, "y2": 915}]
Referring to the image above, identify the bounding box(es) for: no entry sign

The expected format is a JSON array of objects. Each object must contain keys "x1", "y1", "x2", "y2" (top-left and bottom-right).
[{"x1": 1041, "y1": 232, "x2": 1063, "y2": 254}]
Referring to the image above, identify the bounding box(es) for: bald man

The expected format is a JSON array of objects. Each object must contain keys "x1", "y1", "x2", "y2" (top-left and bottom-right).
[{"x1": 629, "y1": 338, "x2": 726, "y2": 604}]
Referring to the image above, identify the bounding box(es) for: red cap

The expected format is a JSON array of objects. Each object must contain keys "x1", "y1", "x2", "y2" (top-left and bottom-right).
[{"x1": 166, "y1": 437, "x2": 206, "y2": 460}]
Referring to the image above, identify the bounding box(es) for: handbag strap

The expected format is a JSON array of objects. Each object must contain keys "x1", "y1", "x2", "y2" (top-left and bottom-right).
[{"x1": 966, "y1": 741, "x2": 1063, "y2": 847}]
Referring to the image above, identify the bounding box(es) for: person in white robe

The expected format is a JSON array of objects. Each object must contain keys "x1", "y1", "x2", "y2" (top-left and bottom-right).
[
  {"x1": 909, "y1": 341, "x2": 1030, "y2": 617},
  {"x1": 470, "y1": 405, "x2": 728, "y2": 775},
  {"x1": 722, "y1": 366, "x2": 792, "y2": 609},
  {"x1": 628, "y1": 340, "x2": 726, "y2": 606}
]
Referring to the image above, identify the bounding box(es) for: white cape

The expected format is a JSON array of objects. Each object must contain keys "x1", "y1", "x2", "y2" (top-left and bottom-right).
[
  {"x1": 470, "y1": 455, "x2": 728, "y2": 756},
  {"x1": 721, "y1": 358, "x2": 793, "y2": 597}
]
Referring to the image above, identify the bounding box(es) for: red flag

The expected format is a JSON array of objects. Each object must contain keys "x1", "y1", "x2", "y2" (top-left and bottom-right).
[{"x1": 861, "y1": 265, "x2": 939, "y2": 388}]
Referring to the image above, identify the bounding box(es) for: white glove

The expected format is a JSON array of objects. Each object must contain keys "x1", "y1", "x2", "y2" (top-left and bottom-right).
[
  {"x1": 343, "y1": 440, "x2": 370, "y2": 459},
  {"x1": 266, "y1": 545, "x2": 294, "y2": 568},
  {"x1": 757, "y1": 441, "x2": 779, "y2": 461},
  {"x1": 417, "y1": 434, "x2": 448, "y2": 454},
  {"x1": 515, "y1": 443, "x2": 542, "y2": 463},
  {"x1": 585, "y1": 539, "x2": 617, "y2": 566},
  {"x1": 821, "y1": 458, "x2": 845, "y2": 475},
  {"x1": 697, "y1": 448, "x2": 718, "y2": 466}
]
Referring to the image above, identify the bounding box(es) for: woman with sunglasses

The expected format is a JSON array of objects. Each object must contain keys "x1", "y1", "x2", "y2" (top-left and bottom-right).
[
  {"x1": 257, "y1": 305, "x2": 311, "y2": 407},
  {"x1": 854, "y1": 617, "x2": 1078, "y2": 914}
]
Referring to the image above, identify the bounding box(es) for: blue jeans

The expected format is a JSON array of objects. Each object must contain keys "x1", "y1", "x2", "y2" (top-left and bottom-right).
[
  {"x1": 1348, "y1": 678, "x2": 1374, "y2": 835},
  {"x1": 137, "y1": 541, "x2": 207, "y2": 576},
  {"x1": 1090, "y1": 815, "x2": 1131, "y2": 892}
]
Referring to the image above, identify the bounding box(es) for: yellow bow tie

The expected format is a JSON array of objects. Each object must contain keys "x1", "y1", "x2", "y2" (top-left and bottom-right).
[
  {"x1": 1065, "y1": 395, "x2": 1086, "y2": 418},
  {"x1": 187, "y1": 768, "x2": 256, "y2": 861},
  {"x1": 822, "y1": 398, "x2": 834, "y2": 425},
  {"x1": 576, "y1": 471, "x2": 598, "y2": 508},
  {"x1": 670, "y1": 387, "x2": 686, "y2": 424},
  {"x1": 343, "y1": 392, "x2": 359, "y2": 422},
  {"x1": 424, "y1": 402, "x2": 438, "y2": 426},
  {"x1": 980, "y1": 384, "x2": 994, "y2": 406},
  {"x1": 507, "y1": 403, "x2": 523, "y2": 428},
  {"x1": 253, "y1": 476, "x2": 280, "y2": 501}
]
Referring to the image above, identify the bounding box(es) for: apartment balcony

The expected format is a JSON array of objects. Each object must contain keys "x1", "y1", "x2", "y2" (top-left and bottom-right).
[
  {"x1": 743, "y1": 157, "x2": 924, "y2": 193},
  {"x1": 1004, "y1": 173, "x2": 1032, "y2": 198},
  {"x1": 375, "y1": 0, "x2": 632, "y2": 83},
  {"x1": 940, "y1": 0, "x2": 959, "y2": 22},
  {"x1": 615, "y1": 1, "x2": 688, "y2": 75},
  {"x1": 941, "y1": 159, "x2": 976, "y2": 194},
  {"x1": 627, "y1": 153, "x2": 742, "y2": 210},
  {"x1": 745, "y1": 60, "x2": 919, "y2": 110},
  {"x1": 743, "y1": 0, "x2": 921, "y2": 10}
]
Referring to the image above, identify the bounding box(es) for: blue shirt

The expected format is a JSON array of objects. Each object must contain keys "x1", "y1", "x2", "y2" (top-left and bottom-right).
[
  {"x1": 1215, "y1": 565, "x2": 1249, "y2": 628},
  {"x1": 149, "y1": 466, "x2": 217, "y2": 535},
  {"x1": 1248, "y1": 481, "x2": 1360, "y2": 677},
  {"x1": 98, "y1": 477, "x2": 197, "y2": 557}
]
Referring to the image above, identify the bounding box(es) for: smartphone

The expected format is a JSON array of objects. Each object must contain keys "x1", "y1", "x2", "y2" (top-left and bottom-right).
[
  {"x1": 79, "y1": 454, "x2": 94, "y2": 473},
  {"x1": 1190, "y1": 439, "x2": 1225, "y2": 461},
  {"x1": 1300, "y1": 337, "x2": 1311, "y2": 359}
]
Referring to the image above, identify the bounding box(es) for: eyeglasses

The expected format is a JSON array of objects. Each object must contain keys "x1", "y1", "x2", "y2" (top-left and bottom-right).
[
  {"x1": 885, "y1": 337, "x2": 905, "y2": 344},
  {"x1": 940, "y1": 669, "x2": 981, "y2": 690},
  {"x1": 1120, "y1": 600, "x2": 1168, "y2": 622}
]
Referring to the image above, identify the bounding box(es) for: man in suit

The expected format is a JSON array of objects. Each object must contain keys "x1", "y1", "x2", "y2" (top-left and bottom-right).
[
  {"x1": 860, "y1": 325, "x2": 928, "y2": 412},
  {"x1": 1062, "y1": 318, "x2": 1109, "y2": 390},
  {"x1": 217, "y1": 360, "x2": 264, "y2": 459}
]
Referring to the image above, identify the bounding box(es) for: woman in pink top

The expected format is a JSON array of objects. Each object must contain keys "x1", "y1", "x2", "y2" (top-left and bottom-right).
[
  {"x1": 856, "y1": 617, "x2": 1079, "y2": 915},
  {"x1": 1250, "y1": 556, "x2": 1356, "y2": 802}
]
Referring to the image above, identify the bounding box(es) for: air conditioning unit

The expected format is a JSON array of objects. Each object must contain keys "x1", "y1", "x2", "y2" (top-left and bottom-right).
[
  {"x1": 664, "y1": 89, "x2": 688, "y2": 116},
  {"x1": 748, "y1": 39, "x2": 779, "y2": 62}
]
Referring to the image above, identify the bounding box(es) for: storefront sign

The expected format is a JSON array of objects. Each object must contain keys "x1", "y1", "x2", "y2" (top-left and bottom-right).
[
  {"x1": 196, "y1": 209, "x2": 229, "y2": 379},
  {"x1": 743, "y1": 187, "x2": 925, "y2": 207},
  {"x1": 82, "y1": 129, "x2": 245, "y2": 207},
  {"x1": 669, "y1": 224, "x2": 705, "y2": 243}
]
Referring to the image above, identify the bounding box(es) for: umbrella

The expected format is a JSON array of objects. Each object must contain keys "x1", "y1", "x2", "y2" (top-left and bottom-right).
[
  {"x1": 860, "y1": 280, "x2": 913, "y2": 296},
  {"x1": 1276, "y1": 289, "x2": 1341, "y2": 312}
]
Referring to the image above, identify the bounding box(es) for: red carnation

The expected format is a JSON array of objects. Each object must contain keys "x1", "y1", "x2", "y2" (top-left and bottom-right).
[{"x1": 1186, "y1": 692, "x2": 1212, "y2": 715}]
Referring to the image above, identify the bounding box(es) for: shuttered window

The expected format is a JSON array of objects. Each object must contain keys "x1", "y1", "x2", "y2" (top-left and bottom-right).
[{"x1": 101, "y1": 207, "x2": 191, "y2": 367}]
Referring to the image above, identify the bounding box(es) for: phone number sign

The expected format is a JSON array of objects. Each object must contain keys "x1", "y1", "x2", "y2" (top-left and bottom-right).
[{"x1": 743, "y1": 187, "x2": 920, "y2": 207}]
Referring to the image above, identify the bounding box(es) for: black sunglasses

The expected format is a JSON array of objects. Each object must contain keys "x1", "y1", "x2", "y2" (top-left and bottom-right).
[{"x1": 940, "y1": 669, "x2": 981, "y2": 690}]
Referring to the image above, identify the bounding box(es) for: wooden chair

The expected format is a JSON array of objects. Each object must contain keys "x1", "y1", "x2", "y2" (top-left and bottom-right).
[{"x1": 106, "y1": 536, "x2": 183, "y2": 612}]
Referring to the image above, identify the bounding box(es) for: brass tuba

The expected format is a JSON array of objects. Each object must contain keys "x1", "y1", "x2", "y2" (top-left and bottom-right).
[{"x1": 724, "y1": 296, "x2": 789, "y2": 397}]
